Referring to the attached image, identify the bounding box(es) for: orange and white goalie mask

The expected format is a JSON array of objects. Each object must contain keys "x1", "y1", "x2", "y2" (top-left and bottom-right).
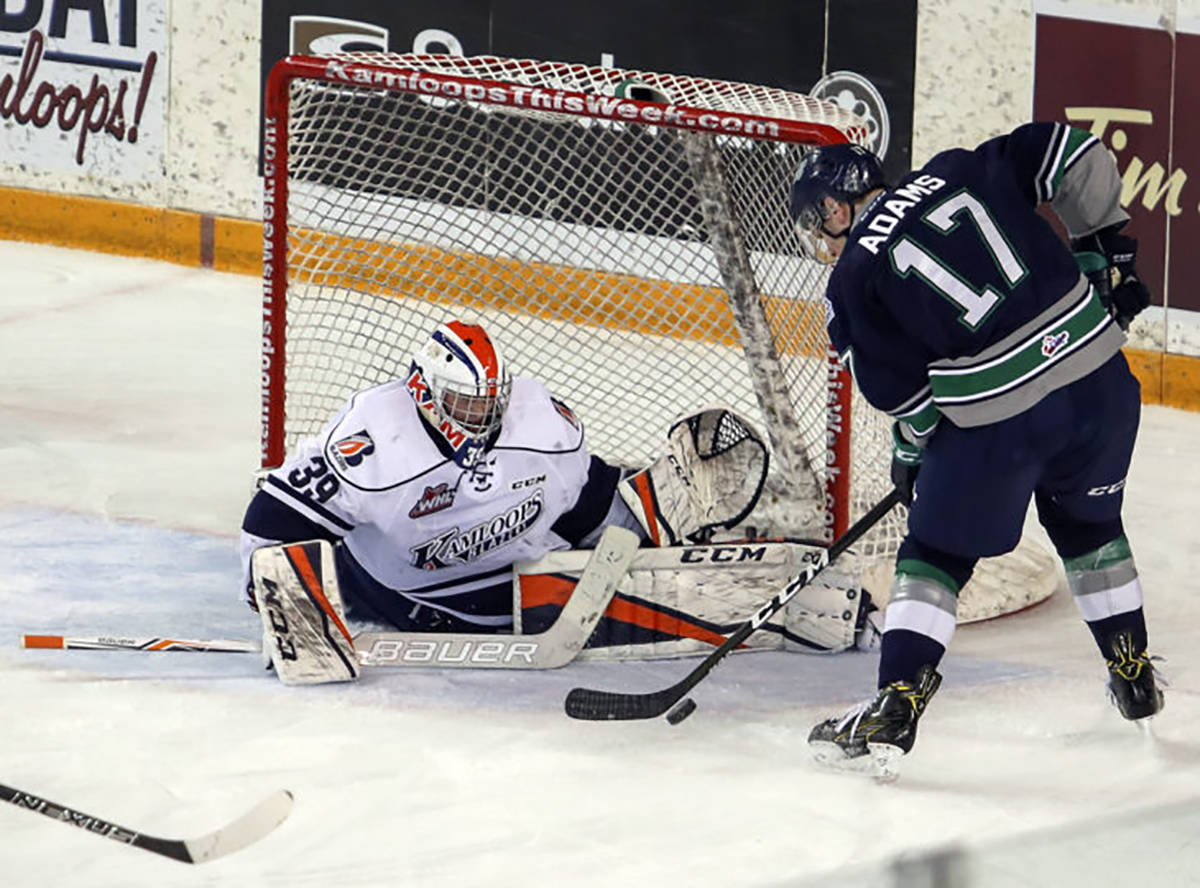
[{"x1": 406, "y1": 320, "x2": 513, "y2": 468}]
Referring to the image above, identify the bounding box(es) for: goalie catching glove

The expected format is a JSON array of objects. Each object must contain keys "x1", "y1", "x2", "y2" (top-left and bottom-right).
[{"x1": 618, "y1": 407, "x2": 769, "y2": 546}]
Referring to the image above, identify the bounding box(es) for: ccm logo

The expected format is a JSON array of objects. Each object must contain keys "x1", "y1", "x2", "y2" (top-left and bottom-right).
[
  {"x1": 512, "y1": 475, "x2": 546, "y2": 489},
  {"x1": 259, "y1": 577, "x2": 298, "y2": 662},
  {"x1": 680, "y1": 546, "x2": 767, "y2": 563},
  {"x1": 360, "y1": 638, "x2": 538, "y2": 665},
  {"x1": 1087, "y1": 480, "x2": 1127, "y2": 496}
]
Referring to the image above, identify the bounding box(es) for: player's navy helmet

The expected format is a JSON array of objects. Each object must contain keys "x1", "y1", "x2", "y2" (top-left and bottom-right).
[
  {"x1": 789, "y1": 143, "x2": 885, "y2": 262},
  {"x1": 407, "y1": 320, "x2": 512, "y2": 467}
]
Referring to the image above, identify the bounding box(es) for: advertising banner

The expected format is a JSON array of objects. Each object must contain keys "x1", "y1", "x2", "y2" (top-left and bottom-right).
[
  {"x1": 259, "y1": 0, "x2": 916, "y2": 180},
  {"x1": 0, "y1": 0, "x2": 166, "y2": 180},
  {"x1": 1034, "y1": 5, "x2": 1195, "y2": 314}
]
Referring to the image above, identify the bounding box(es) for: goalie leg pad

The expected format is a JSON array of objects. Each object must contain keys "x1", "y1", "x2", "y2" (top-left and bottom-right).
[
  {"x1": 519, "y1": 541, "x2": 876, "y2": 659},
  {"x1": 252, "y1": 540, "x2": 360, "y2": 686},
  {"x1": 784, "y1": 555, "x2": 881, "y2": 654}
]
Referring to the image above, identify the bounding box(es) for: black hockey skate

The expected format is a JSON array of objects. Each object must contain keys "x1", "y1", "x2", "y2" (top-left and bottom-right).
[
  {"x1": 808, "y1": 665, "x2": 941, "y2": 781},
  {"x1": 1104, "y1": 629, "x2": 1164, "y2": 721}
]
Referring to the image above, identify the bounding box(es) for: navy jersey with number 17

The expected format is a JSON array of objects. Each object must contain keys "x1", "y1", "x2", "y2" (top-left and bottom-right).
[{"x1": 826, "y1": 122, "x2": 1127, "y2": 437}]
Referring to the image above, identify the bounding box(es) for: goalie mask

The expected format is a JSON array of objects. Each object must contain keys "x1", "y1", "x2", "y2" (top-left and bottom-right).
[
  {"x1": 789, "y1": 143, "x2": 884, "y2": 264},
  {"x1": 407, "y1": 320, "x2": 512, "y2": 468}
]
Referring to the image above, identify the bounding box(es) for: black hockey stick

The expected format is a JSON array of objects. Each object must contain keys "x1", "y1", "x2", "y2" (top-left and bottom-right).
[
  {"x1": 0, "y1": 782, "x2": 293, "y2": 863},
  {"x1": 564, "y1": 488, "x2": 902, "y2": 722}
]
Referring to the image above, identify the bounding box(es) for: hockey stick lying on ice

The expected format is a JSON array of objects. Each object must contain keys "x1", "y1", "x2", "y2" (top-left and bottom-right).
[
  {"x1": 0, "y1": 782, "x2": 292, "y2": 864},
  {"x1": 23, "y1": 636, "x2": 260, "y2": 652},
  {"x1": 21, "y1": 526, "x2": 640, "y2": 671},
  {"x1": 564, "y1": 489, "x2": 902, "y2": 723}
]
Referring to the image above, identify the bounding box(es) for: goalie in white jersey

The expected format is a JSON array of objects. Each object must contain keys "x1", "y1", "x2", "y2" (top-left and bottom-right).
[
  {"x1": 240, "y1": 319, "x2": 644, "y2": 634},
  {"x1": 241, "y1": 318, "x2": 880, "y2": 685}
]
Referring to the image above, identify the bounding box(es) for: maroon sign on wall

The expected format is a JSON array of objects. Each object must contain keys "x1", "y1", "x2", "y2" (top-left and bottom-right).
[
  {"x1": 1172, "y1": 31, "x2": 1200, "y2": 315},
  {"x1": 1034, "y1": 12, "x2": 1195, "y2": 312}
]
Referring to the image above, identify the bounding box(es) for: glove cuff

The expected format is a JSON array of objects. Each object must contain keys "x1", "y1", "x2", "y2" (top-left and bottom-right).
[{"x1": 891, "y1": 421, "x2": 925, "y2": 466}]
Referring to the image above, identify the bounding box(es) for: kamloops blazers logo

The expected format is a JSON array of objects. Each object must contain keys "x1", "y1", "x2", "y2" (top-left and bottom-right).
[
  {"x1": 1041, "y1": 330, "x2": 1070, "y2": 357},
  {"x1": 410, "y1": 491, "x2": 544, "y2": 569},
  {"x1": 331, "y1": 429, "x2": 375, "y2": 469},
  {"x1": 551, "y1": 397, "x2": 580, "y2": 429},
  {"x1": 409, "y1": 483, "x2": 455, "y2": 518}
]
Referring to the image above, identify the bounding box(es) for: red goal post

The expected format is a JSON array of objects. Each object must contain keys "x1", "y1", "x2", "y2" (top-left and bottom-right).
[{"x1": 258, "y1": 52, "x2": 1055, "y2": 620}]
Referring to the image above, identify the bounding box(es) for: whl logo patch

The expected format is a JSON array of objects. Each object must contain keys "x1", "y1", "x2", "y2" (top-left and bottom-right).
[
  {"x1": 1041, "y1": 331, "x2": 1070, "y2": 357},
  {"x1": 409, "y1": 483, "x2": 455, "y2": 518},
  {"x1": 333, "y1": 430, "x2": 375, "y2": 468}
]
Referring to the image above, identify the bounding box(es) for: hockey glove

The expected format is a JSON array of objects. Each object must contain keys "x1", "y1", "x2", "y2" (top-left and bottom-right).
[
  {"x1": 890, "y1": 421, "x2": 924, "y2": 508},
  {"x1": 1072, "y1": 223, "x2": 1151, "y2": 331}
]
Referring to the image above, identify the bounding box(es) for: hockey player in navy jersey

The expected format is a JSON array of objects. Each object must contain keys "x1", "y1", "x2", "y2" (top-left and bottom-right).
[{"x1": 789, "y1": 123, "x2": 1161, "y2": 777}]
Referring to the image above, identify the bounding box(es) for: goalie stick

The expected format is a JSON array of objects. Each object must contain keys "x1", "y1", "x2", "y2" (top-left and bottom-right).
[
  {"x1": 563, "y1": 489, "x2": 902, "y2": 722},
  {"x1": 0, "y1": 782, "x2": 293, "y2": 864},
  {"x1": 21, "y1": 526, "x2": 640, "y2": 671},
  {"x1": 354, "y1": 525, "x2": 638, "y2": 668}
]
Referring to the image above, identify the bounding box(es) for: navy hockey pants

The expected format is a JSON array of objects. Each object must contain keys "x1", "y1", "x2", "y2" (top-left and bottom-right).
[
  {"x1": 334, "y1": 544, "x2": 513, "y2": 633},
  {"x1": 906, "y1": 352, "x2": 1140, "y2": 560}
]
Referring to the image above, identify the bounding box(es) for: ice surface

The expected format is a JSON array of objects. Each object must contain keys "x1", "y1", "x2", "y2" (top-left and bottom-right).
[{"x1": 2, "y1": 241, "x2": 1199, "y2": 886}]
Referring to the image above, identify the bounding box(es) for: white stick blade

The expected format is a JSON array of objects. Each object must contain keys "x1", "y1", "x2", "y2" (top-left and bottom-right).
[{"x1": 183, "y1": 790, "x2": 294, "y2": 863}]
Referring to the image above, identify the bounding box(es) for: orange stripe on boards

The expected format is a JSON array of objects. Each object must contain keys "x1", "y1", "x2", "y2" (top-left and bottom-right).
[
  {"x1": 6, "y1": 187, "x2": 1200, "y2": 413},
  {"x1": 288, "y1": 231, "x2": 830, "y2": 358},
  {"x1": 285, "y1": 544, "x2": 354, "y2": 645}
]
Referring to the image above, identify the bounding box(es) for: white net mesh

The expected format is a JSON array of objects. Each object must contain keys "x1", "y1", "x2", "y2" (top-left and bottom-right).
[{"x1": 267, "y1": 52, "x2": 1055, "y2": 617}]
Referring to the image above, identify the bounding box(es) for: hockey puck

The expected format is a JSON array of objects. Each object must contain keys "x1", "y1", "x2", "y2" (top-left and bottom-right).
[{"x1": 666, "y1": 698, "x2": 697, "y2": 725}]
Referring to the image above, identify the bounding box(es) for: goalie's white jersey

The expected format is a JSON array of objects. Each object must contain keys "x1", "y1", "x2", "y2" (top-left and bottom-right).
[{"x1": 243, "y1": 376, "x2": 594, "y2": 624}]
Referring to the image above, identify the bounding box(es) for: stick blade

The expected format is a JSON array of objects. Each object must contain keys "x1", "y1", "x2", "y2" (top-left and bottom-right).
[
  {"x1": 182, "y1": 790, "x2": 294, "y2": 863},
  {"x1": 563, "y1": 686, "x2": 679, "y2": 721}
]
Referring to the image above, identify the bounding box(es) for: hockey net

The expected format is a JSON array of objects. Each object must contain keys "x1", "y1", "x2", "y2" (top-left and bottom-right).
[{"x1": 261, "y1": 52, "x2": 1055, "y2": 623}]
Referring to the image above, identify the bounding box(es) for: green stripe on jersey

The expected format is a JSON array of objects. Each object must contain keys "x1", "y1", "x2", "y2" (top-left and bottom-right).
[
  {"x1": 1048, "y1": 127, "x2": 1097, "y2": 196},
  {"x1": 928, "y1": 286, "x2": 1110, "y2": 404},
  {"x1": 894, "y1": 399, "x2": 941, "y2": 436}
]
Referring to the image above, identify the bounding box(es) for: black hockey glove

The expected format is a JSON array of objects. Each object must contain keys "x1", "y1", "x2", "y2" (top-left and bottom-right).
[
  {"x1": 890, "y1": 422, "x2": 924, "y2": 508},
  {"x1": 1072, "y1": 223, "x2": 1152, "y2": 331}
]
